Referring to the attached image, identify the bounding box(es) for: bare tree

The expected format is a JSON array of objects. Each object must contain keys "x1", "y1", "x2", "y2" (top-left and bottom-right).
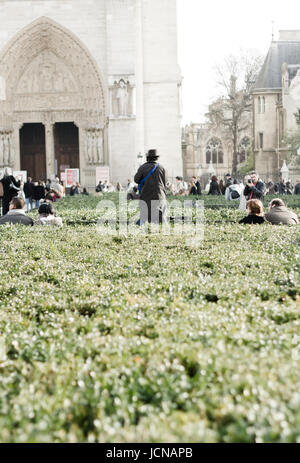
[
  {"x1": 284, "y1": 117, "x2": 300, "y2": 167},
  {"x1": 207, "y1": 50, "x2": 263, "y2": 176}
]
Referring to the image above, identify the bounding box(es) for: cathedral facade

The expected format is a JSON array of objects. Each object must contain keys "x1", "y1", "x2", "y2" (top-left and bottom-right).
[{"x1": 0, "y1": 0, "x2": 182, "y2": 187}]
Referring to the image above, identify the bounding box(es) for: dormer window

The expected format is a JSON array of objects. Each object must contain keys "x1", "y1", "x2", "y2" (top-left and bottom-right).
[
  {"x1": 258, "y1": 96, "x2": 265, "y2": 114},
  {"x1": 258, "y1": 96, "x2": 266, "y2": 114}
]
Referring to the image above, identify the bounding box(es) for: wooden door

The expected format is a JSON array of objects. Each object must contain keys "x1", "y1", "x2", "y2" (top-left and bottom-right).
[
  {"x1": 20, "y1": 123, "x2": 46, "y2": 181},
  {"x1": 54, "y1": 122, "x2": 79, "y2": 179}
]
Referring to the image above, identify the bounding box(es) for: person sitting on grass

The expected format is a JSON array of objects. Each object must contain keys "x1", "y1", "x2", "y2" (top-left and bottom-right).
[
  {"x1": 239, "y1": 199, "x2": 266, "y2": 225},
  {"x1": 265, "y1": 198, "x2": 299, "y2": 225},
  {"x1": 0, "y1": 197, "x2": 34, "y2": 226},
  {"x1": 44, "y1": 191, "x2": 57, "y2": 202},
  {"x1": 35, "y1": 202, "x2": 63, "y2": 227}
]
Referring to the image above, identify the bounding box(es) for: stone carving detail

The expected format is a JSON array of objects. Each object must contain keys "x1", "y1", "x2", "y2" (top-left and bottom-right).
[
  {"x1": 0, "y1": 17, "x2": 106, "y2": 128},
  {"x1": 0, "y1": 131, "x2": 14, "y2": 166},
  {"x1": 116, "y1": 79, "x2": 128, "y2": 116},
  {"x1": 14, "y1": 94, "x2": 82, "y2": 112},
  {"x1": 85, "y1": 128, "x2": 104, "y2": 164},
  {"x1": 111, "y1": 78, "x2": 134, "y2": 117},
  {"x1": 0, "y1": 76, "x2": 6, "y2": 101},
  {"x1": 17, "y1": 50, "x2": 77, "y2": 94}
]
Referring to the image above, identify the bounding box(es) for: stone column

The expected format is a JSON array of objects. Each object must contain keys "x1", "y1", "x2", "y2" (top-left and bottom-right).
[
  {"x1": 45, "y1": 122, "x2": 55, "y2": 179},
  {"x1": 12, "y1": 123, "x2": 22, "y2": 171},
  {"x1": 78, "y1": 125, "x2": 86, "y2": 173},
  {"x1": 78, "y1": 124, "x2": 97, "y2": 190},
  {"x1": 103, "y1": 121, "x2": 109, "y2": 168},
  {"x1": 135, "y1": 0, "x2": 145, "y2": 156}
]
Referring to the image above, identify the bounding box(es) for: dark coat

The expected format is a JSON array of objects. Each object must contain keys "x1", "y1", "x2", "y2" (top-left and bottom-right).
[
  {"x1": 0, "y1": 175, "x2": 21, "y2": 215},
  {"x1": 0, "y1": 210, "x2": 33, "y2": 226},
  {"x1": 70, "y1": 186, "x2": 79, "y2": 196},
  {"x1": 208, "y1": 181, "x2": 219, "y2": 195},
  {"x1": 33, "y1": 185, "x2": 45, "y2": 201},
  {"x1": 243, "y1": 181, "x2": 265, "y2": 200},
  {"x1": 279, "y1": 182, "x2": 286, "y2": 195},
  {"x1": 134, "y1": 161, "x2": 167, "y2": 224},
  {"x1": 190, "y1": 181, "x2": 201, "y2": 195},
  {"x1": 134, "y1": 161, "x2": 167, "y2": 202},
  {"x1": 1, "y1": 175, "x2": 20, "y2": 198},
  {"x1": 239, "y1": 215, "x2": 266, "y2": 224},
  {"x1": 96, "y1": 182, "x2": 103, "y2": 193},
  {"x1": 294, "y1": 183, "x2": 300, "y2": 195},
  {"x1": 23, "y1": 181, "x2": 34, "y2": 199}
]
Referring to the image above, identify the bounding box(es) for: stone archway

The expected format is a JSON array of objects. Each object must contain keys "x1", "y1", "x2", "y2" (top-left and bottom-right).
[{"x1": 0, "y1": 16, "x2": 108, "y2": 185}]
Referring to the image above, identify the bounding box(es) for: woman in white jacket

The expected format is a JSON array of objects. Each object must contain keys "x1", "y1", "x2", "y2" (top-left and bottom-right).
[{"x1": 239, "y1": 175, "x2": 251, "y2": 210}]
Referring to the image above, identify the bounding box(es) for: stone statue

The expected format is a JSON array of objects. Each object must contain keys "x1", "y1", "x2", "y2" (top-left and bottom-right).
[
  {"x1": 116, "y1": 79, "x2": 128, "y2": 116},
  {"x1": 63, "y1": 74, "x2": 71, "y2": 92},
  {"x1": 0, "y1": 76, "x2": 6, "y2": 100},
  {"x1": 3, "y1": 134, "x2": 9, "y2": 165},
  {"x1": 86, "y1": 132, "x2": 93, "y2": 163},
  {"x1": 55, "y1": 72, "x2": 64, "y2": 92},
  {"x1": 91, "y1": 132, "x2": 97, "y2": 163},
  {"x1": 41, "y1": 64, "x2": 54, "y2": 92},
  {"x1": 0, "y1": 134, "x2": 4, "y2": 165},
  {"x1": 32, "y1": 72, "x2": 40, "y2": 93},
  {"x1": 8, "y1": 133, "x2": 14, "y2": 164},
  {"x1": 96, "y1": 132, "x2": 104, "y2": 163}
]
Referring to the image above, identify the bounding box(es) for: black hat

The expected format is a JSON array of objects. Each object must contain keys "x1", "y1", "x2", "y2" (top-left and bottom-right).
[{"x1": 147, "y1": 149, "x2": 159, "y2": 160}]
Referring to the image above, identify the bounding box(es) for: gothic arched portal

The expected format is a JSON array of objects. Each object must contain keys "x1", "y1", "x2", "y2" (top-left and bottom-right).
[{"x1": 0, "y1": 16, "x2": 107, "y2": 180}]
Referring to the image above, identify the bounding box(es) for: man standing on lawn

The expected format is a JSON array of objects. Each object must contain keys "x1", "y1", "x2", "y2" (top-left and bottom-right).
[
  {"x1": 23, "y1": 177, "x2": 34, "y2": 211},
  {"x1": 134, "y1": 149, "x2": 167, "y2": 224},
  {"x1": 243, "y1": 171, "x2": 265, "y2": 201}
]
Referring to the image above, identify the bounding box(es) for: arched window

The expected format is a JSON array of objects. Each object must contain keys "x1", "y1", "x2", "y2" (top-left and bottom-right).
[
  {"x1": 218, "y1": 150, "x2": 224, "y2": 164},
  {"x1": 206, "y1": 138, "x2": 224, "y2": 164},
  {"x1": 212, "y1": 149, "x2": 217, "y2": 164},
  {"x1": 238, "y1": 137, "x2": 251, "y2": 163}
]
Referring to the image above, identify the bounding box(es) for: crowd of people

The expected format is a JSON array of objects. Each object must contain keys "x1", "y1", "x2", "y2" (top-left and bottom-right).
[
  {"x1": 133, "y1": 172, "x2": 300, "y2": 200},
  {"x1": 0, "y1": 163, "x2": 299, "y2": 228},
  {"x1": 95, "y1": 180, "x2": 122, "y2": 193},
  {"x1": 0, "y1": 170, "x2": 64, "y2": 227},
  {"x1": 18, "y1": 176, "x2": 65, "y2": 212}
]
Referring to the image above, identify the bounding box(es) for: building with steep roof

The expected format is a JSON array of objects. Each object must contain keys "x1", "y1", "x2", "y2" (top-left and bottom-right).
[{"x1": 252, "y1": 30, "x2": 300, "y2": 181}]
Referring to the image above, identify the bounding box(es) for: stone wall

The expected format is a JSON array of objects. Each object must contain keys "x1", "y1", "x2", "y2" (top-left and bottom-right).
[{"x1": 142, "y1": 0, "x2": 182, "y2": 180}]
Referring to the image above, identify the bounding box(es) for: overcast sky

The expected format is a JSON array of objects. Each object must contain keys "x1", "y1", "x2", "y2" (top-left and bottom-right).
[{"x1": 177, "y1": 0, "x2": 300, "y2": 124}]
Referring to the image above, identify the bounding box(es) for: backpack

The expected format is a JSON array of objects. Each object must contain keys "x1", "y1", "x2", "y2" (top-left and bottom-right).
[
  {"x1": 0, "y1": 180, "x2": 3, "y2": 198},
  {"x1": 230, "y1": 188, "x2": 240, "y2": 200}
]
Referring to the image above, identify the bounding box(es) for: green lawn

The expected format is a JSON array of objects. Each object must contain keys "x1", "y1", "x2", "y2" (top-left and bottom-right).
[{"x1": 0, "y1": 194, "x2": 299, "y2": 442}]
